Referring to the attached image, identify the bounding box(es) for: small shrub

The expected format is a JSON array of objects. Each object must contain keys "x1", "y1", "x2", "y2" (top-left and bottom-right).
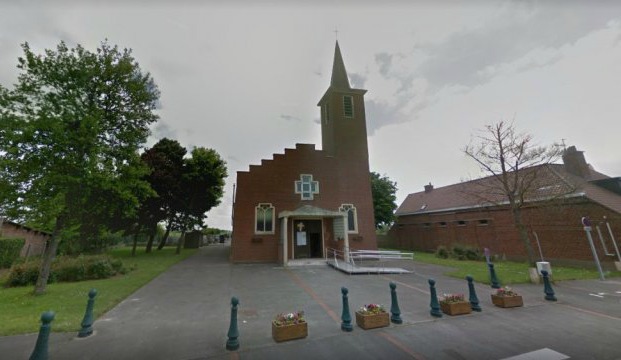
[
  {"x1": 0, "y1": 238, "x2": 25, "y2": 268},
  {"x1": 5, "y1": 260, "x2": 52, "y2": 287},
  {"x1": 451, "y1": 244, "x2": 467, "y2": 260},
  {"x1": 5, "y1": 254, "x2": 128, "y2": 287},
  {"x1": 450, "y1": 244, "x2": 481, "y2": 261},
  {"x1": 464, "y1": 247, "x2": 481, "y2": 261},
  {"x1": 435, "y1": 245, "x2": 450, "y2": 259}
]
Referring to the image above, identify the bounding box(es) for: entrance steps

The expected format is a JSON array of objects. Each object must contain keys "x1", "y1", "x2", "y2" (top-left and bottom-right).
[{"x1": 287, "y1": 258, "x2": 328, "y2": 266}]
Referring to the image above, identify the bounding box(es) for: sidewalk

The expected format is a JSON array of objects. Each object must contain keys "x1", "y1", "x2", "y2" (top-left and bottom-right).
[{"x1": 2, "y1": 244, "x2": 621, "y2": 359}]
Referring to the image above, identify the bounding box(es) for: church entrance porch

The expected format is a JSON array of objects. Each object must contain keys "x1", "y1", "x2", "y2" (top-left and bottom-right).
[
  {"x1": 279, "y1": 205, "x2": 349, "y2": 266},
  {"x1": 293, "y1": 220, "x2": 323, "y2": 259}
]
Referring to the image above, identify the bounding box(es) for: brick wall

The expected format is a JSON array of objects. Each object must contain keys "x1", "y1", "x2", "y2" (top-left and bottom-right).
[
  {"x1": 1, "y1": 222, "x2": 50, "y2": 257},
  {"x1": 231, "y1": 144, "x2": 377, "y2": 263},
  {"x1": 389, "y1": 199, "x2": 621, "y2": 264}
]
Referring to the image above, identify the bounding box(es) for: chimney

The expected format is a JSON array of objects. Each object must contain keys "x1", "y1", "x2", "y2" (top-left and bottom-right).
[
  {"x1": 424, "y1": 183, "x2": 434, "y2": 193},
  {"x1": 562, "y1": 146, "x2": 590, "y2": 178}
]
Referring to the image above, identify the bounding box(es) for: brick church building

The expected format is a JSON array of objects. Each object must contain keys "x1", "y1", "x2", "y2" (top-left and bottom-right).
[{"x1": 231, "y1": 42, "x2": 377, "y2": 264}]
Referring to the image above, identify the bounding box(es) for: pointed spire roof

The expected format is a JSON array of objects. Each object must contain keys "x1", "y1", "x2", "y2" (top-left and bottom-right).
[{"x1": 330, "y1": 41, "x2": 351, "y2": 89}]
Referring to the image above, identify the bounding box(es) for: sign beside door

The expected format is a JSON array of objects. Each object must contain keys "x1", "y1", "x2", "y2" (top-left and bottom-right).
[{"x1": 296, "y1": 232, "x2": 307, "y2": 246}]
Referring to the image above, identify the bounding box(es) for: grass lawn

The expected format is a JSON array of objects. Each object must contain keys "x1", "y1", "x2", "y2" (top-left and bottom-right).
[
  {"x1": 412, "y1": 251, "x2": 621, "y2": 284},
  {"x1": 0, "y1": 246, "x2": 197, "y2": 336}
]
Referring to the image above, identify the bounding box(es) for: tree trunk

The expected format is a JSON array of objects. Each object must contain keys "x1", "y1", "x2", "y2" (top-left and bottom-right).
[
  {"x1": 511, "y1": 207, "x2": 536, "y2": 266},
  {"x1": 145, "y1": 225, "x2": 156, "y2": 253},
  {"x1": 34, "y1": 215, "x2": 64, "y2": 295},
  {"x1": 131, "y1": 232, "x2": 139, "y2": 257},
  {"x1": 175, "y1": 230, "x2": 186, "y2": 255},
  {"x1": 156, "y1": 220, "x2": 173, "y2": 250}
]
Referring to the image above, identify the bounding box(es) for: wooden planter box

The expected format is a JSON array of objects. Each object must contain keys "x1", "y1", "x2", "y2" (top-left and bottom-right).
[
  {"x1": 440, "y1": 301, "x2": 472, "y2": 316},
  {"x1": 491, "y1": 294, "x2": 523, "y2": 308},
  {"x1": 272, "y1": 321, "x2": 308, "y2": 342},
  {"x1": 355, "y1": 311, "x2": 390, "y2": 330}
]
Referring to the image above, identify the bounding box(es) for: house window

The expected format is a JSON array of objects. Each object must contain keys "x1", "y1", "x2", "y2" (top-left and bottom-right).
[
  {"x1": 339, "y1": 204, "x2": 358, "y2": 233},
  {"x1": 478, "y1": 219, "x2": 489, "y2": 226},
  {"x1": 343, "y1": 96, "x2": 354, "y2": 118},
  {"x1": 255, "y1": 203, "x2": 275, "y2": 234},
  {"x1": 439, "y1": 222, "x2": 447, "y2": 227},
  {"x1": 456, "y1": 220, "x2": 467, "y2": 226},
  {"x1": 294, "y1": 174, "x2": 319, "y2": 200}
]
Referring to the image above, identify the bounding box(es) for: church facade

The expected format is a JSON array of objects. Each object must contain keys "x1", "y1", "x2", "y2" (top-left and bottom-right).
[{"x1": 231, "y1": 42, "x2": 377, "y2": 264}]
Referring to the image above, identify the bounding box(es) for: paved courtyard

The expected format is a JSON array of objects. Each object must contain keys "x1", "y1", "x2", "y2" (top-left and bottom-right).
[{"x1": 1, "y1": 244, "x2": 621, "y2": 359}]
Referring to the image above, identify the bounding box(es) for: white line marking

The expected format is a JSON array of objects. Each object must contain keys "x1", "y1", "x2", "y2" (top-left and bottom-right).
[
  {"x1": 501, "y1": 348, "x2": 570, "y2": 360},
  {"x1": 589, "y1": 293, "x2": 604, "y2": 298}
]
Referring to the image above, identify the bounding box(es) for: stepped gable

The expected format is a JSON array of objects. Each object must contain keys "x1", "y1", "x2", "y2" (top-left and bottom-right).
[{"x1": 239, "y1": 143, "x2": 321, "y2": 174}]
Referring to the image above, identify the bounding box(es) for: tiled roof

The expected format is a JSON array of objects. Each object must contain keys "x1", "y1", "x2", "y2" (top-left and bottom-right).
[{"x1": 396, "y1": 164, "x2": 621, "y2": 216}]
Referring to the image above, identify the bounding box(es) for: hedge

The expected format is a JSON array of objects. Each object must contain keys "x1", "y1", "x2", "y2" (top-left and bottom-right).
[
  {"x1": 5, "y1": 254, "x2": 127, "y2": 287},
  {"x1": 0, "y1": 238, "x2": 25, "y2": 268}
]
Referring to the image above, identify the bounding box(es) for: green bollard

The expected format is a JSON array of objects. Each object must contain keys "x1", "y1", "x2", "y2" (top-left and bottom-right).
[
  {"x1": 428, "y1": 279, "x2": 442, "y2": 318},
  {"x1": 340, "y1": 287, "x2": 353, "y2": 332},
  {"x1": 488, "y1": 263, "x2": 501, "y2": 289},
  {"x1": 541, "y1": 270, "x2": 557, "y2": 301},
  {"x1": 226, "y1": 297, "x2": 240, "y2": 350},
  {"x1": 78, "y1": 289, "x2": 97, "y2": 338},
  {"x1": 29, "y1": 311, "x2": 55, "y2": 360},
  {"x1": 466, "y1": 275, "x2": 482, "y2": 312},
  {"x1": 389, "y1": 282, "x2": 403, "y2": 324}
]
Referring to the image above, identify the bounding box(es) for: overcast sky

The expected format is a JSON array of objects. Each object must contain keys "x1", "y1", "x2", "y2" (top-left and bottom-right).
[{"x1": 2, "y1": 1, "x2": 621, "y2": 230}]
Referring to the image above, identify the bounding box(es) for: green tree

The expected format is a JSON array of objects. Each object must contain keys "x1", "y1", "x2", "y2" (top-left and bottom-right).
[
  {"x1": 464, "y1": 120, "x2": 562, "y2": 266},
  {"x1": 173, "y1": 147, "x2": 227, "y2": 254},
  {"x1": 139, "y1": 138, "x2": 186, "y2": 254},
  {"x1": 0, "y1": 41, "x2": 159, "y2": 294},
  {"x1": 370, "y1": 172, "x2": 398, "y2": 230}
]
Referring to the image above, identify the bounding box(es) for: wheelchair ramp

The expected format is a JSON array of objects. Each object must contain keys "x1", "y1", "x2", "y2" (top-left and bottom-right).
[{"x1": 326, "y1": 258, "x2": 412, "y2": 274}]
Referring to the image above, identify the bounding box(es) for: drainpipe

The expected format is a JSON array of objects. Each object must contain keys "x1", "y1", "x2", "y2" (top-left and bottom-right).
[
  {"x1": 343, "y1": 214, "x2": 350, "y2": 263},
  {"x1": 283, "y1": 216, "x2": 288, "y2": 267}
]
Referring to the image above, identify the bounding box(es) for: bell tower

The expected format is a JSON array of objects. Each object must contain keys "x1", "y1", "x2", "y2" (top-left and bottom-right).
[{"x1": 317, "y1": 41, "x2": 370, "y2": 174}]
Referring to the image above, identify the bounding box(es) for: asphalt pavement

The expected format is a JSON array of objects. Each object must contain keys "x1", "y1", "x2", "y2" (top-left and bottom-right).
[{"x1": 1, "y1": 243, "x2": 621, "y2": 360}]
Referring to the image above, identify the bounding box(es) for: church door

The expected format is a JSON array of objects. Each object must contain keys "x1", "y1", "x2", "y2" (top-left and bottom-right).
[{"x1": 293, "y1": 220, "x2": 323, "y2": 259}]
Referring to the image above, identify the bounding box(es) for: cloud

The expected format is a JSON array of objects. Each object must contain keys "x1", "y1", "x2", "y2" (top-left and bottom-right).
[
  {"x1": 375, "y1": 53, "x2": 393, "y2": 77},
  {"x1": 152, "y1": 121, "x2": 177, "y2": 140},
  {"x1": 415, "y1": 3, "x2": 621, "y2": 91},
  {"x1": 280, "y1": 114, "x2": 302, "y2": 122},
  {"x1": 361, "y1": 2, "x2": 621, "y2": 134},
  {"x1": 349, "y1": 72, "x2": 366, "y2": 89}
]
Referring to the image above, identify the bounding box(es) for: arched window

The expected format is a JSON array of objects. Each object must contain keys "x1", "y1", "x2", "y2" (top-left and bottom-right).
[
  {"x1": 339, "y1": 204, "x2": 358, "y2": 233},
  {"x1": 255, "y1": 203, "x2": 275, "y2": 234}
]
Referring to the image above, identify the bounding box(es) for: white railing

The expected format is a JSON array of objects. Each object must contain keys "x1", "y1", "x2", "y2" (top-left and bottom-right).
[
  {"x1": 349, "y1": 249, "x2": 414, "y2": 262},
  {"x1": 325, "y1": 247, "x2": 347, "y2": 268},
  {"x1": 326, "y1": 248, "x2": 413, "y2": 266}
]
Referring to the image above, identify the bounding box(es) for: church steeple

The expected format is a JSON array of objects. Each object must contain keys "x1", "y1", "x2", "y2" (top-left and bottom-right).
[
  {"x1": 318, "y1": 41, "x2": 369, "y2": 163},
  {"x1": 330, "y1": 41, "x2": 351, "y2": 90}
]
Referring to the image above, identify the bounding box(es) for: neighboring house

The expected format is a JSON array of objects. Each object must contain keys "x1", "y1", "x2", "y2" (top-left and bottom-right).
[
  {"x1": 231, "y1": 42, "x2": 377, "y2": 264},
  {"x1": 390, "y1": 146, "x2": 621, "y2": 266},
  {"x1": 0, "y1": 219, "x2": 51, "y2": 257}
]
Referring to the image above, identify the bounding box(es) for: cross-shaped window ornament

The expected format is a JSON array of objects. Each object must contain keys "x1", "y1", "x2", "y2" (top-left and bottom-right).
[{"x1": 294, "y1": 174, "x2": 319, "y2": 200}]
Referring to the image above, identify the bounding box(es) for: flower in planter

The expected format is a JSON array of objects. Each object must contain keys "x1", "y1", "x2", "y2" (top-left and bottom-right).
[
  {"x1": 273, "y1": 311, "x2": 305, "y2": 327},
  {"x1": 495, "y1": 286, "x2": 518, "y2": 297},
  {"x1": 439, "y1": 293, "x2": 466, "y2": 305},
  {"x1": 358, "y1": 303, "x2": 386, "y2": 315}
]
